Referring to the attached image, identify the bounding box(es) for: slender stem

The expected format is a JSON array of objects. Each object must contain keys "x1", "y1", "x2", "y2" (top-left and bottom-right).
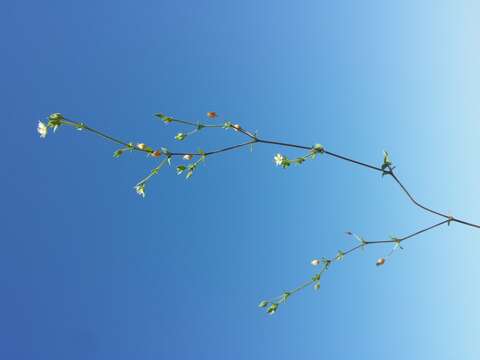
[
  {"x1": 171, "y1": 118, "x2": 223, "y2": 128},
  {"x1": 365, "y1": 220, "x2": 449, "y2": 244},
  {"x1": 170, "y1": 140, "x2": 257, "y2": 156},
  {"x1": 267, "y1": 219, "x2": 450, "y2": 306},
  {"x1": 58, "y1": 118, "x2": 480, "y2": 230}
]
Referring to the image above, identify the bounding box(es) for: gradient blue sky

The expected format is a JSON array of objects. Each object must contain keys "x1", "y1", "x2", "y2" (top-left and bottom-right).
[{"x1": 2, "y1": 0, "x2": 480, "y2": 358}]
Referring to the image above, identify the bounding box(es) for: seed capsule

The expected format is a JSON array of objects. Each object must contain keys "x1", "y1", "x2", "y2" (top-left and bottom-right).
[{"x1": 311, "y1": 259, "x2": 321, "y2": 266}]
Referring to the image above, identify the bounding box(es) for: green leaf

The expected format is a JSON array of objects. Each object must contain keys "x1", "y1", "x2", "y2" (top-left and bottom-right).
[
  {"x1": 176, "y1": 165, "x2": 186, "y2": 175},
  {"x1": 113, "y1": 149, "x2": 124, "y2": 158},
  {"x1": 381, "y1": 150, "x2": 393, "y2": 172}
]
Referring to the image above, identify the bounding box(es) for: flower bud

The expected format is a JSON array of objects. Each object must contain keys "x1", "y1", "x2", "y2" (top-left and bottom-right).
[
  {"x1": 183, "y1": 154, "x2": 193, "y2": 161},
  {"x1": 175, "y1": 133, "x2": 187, "y2": 141},
  {"x1": 137, "y1": 143, "x2": 147, "y2": 150},
  {"x1": 232, "y1": 124, "x2": 241, "y2": 131},
  {"x1": 311, "y1": 259, "x2": 321, "y2": 266},
  {"x1": 207, "y1": 111, "x2": 217, "y2": 119},
  {"x1": 258, "y1": 300, "x2": 268, "y2": 308},
  {"x1": 48, "y1": 113, "x2": 64, "y2": 121},
  {"x1": 376, "y1": 258, "x2": 385, "y2": 266},
  {"x1": 151, "y1": 150, "x2": 162, "y2": 157}
]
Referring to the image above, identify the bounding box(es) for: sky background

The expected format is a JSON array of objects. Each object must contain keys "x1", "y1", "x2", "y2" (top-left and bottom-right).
[{"x1": 2, "y1": 0, "x2": 480, "y2": 358}]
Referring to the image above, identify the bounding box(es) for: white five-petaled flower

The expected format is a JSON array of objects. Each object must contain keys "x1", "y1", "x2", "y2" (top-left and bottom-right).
[
  {"x1": 37, "y1": 121, "x2": 48, "y2": 138},
  {"x1": 311, "y1": 259, "x2": 321, "y2": 266},
  {"x1": 274, "y1": 153, "x2": 284, "y2": 166},
  {"x1": 134, "y1": 184, "x2": 145, "y2": 198}
]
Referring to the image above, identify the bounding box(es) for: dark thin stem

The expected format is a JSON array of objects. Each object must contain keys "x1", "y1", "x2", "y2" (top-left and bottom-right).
[
  {"x1": 172, "y1": 118, "x2": 223, "y2": 128},
  {"x1": 389, "y1": 172, "x2": 450, "y2": 219},
  {"x1": 170, "y1": 140, "x2": 257, "y2": 156},
  {"x1": 366, "y1": 220, "x2": 449, "y2": 244},
  {"x1": 59, "y1": 118, "x2": 480, "y2": 230}
]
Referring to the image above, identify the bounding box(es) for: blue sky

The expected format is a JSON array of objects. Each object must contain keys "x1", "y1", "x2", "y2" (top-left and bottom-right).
[{"x1": 2, "y1": 0, "x2": 480, "y2": 358}]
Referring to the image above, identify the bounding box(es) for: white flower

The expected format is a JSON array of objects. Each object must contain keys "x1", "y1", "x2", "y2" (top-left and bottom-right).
[
  {"x1": 311, "y1": 259, "x2": 321, "y2": 266},
  {"x1": 274, "y1": 153, "x2": 284, "y2": 166},
  {"x1": 37, "y1": 121, "x2": 48, "y2": 138},
  {"x1": 134, "y1": 184, "x2": 146, "y2": 198},
  {"x1": 183, "y1": 154, "x2": 193, "y2": 161}
]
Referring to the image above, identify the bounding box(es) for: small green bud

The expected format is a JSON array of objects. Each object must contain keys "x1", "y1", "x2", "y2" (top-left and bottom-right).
[
  {"x1": 335, "y1": 250, "x2": 345, "y2": 261},
  {"x1": 267, "y1": 303, "x2": 278, "y2": 315},
  {"x1": 175, "y1": 132, "x2": 187, "y2": 141},
  {"x1": 282, "y1": 292, "x2": 291, "y2": 302},
  {"x1": 155, "y1": 113, "x2": 173, "y2": 123},
  {"x1": 312, "y1": 143, "x2": 325, "y2": 153},
  {"x1": 49, "y1": 113, "x2": 64, "y2": 121},
  {"x1": 258, "y1": 300, "x2": 269, "y2": 308}
]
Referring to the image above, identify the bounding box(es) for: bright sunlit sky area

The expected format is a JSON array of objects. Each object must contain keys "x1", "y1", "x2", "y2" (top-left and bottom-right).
[{"x1": 2, "y1": 1, "x2": 480, "y2": 358}]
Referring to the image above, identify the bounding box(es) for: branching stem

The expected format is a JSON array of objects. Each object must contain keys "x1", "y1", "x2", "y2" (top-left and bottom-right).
[{"x1": 41, "y1": 114, "x2": 480, "y2": 314}]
